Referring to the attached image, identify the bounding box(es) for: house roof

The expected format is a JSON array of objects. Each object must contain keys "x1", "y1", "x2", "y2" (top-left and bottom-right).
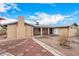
[
  {"x1": 33, "y1": 25, "x2": 69, "y2": 28},
  {"x1": 1, "y1": 21, "x2": 34, "y2": 27},
  {"x1": 32, "y1": 24, "x2": 52, "y2": 28},
  {"x1": 52, "y1": 23, "x2": 78, "y2": 28},
  {"x1": 0, "y1": 20, "x2": 17, "y2": 26},
  {"x1": 33, "y1": 22, "x2": 79, "y2": 28},
  {"x1": 0, "y1": 18, "x2": 6, "y2": 20},
  {"x1": 0, "y1": 18, "x2": 33, "y2": 27},
  {"x1": 0, "y1": 18, "x2": 78, "y2": 28},
  {"x1": 1, "y1": 21, "x2": 78, "y2": 28}
]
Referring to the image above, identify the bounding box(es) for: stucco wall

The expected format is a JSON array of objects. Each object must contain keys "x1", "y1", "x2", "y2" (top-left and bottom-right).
[
  {"x1": 59, "y1": 28, "x2": 68, "y2": 37},
  {"x1": 53, "y1": 28, "x2": 60, "y2": 35},
  {"x1": 7, "y1": 24, "x2": 33, "y2": 39},
  {"x1": 7, "y1": 24, "x2": 17, "y2": 39},
  {"x1": 69, "y1": 25, "x2": 77, "y2": 37},
  {"x1": 17, "y1": 16, "x2": 26, "y2": 39},
  {"x1": 25, "y1": 24, "x2": 33, "y2": 38},
  {"x1": 52, "y1": 27, "x2": 69, "y2": 37},
  {"x1": 57, "y1": 26, "x2": 77, "y2": 37}
]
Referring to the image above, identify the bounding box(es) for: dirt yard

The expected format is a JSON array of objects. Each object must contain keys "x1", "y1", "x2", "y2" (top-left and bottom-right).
[
  {"x1": 0, "y1": 38, "x2": 53, "y2": 56},
  {"x1": 35, "y1": 36, "x2": 79, "y2": 56}
]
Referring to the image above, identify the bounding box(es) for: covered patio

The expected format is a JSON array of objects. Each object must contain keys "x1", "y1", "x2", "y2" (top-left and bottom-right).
[{"x1": 33, "y1": 27, "x2": 54, "y2": 36}]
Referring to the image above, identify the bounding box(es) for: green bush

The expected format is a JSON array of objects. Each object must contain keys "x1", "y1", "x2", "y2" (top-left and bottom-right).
[{"x1": 0, "y1": 27, "x2": 6, "y2": 35}]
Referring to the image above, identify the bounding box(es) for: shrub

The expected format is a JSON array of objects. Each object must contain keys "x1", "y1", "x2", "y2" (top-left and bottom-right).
[{"x1": 0, "y1": 27, "x2": 6, "y2": 35}]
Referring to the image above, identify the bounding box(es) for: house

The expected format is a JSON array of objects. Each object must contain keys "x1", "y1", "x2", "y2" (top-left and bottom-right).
[{"x1": 0, "y1": 16, "x2": 78, "y2": 40}]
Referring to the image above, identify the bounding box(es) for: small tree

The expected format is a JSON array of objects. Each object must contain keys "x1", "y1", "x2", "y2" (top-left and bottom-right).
[
  {"x1": 59, "y1": 35, "x2": 68, "y2": 46},
  {"x1": 59, "y1": 35, "x2": 71, "y2": 49},
  {"x1": 59, "y1": 29, "x2": 71, "y2": 49}
]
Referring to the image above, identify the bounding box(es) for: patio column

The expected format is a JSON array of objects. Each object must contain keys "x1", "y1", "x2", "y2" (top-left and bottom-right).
[
  {"x1": 48, "y1": 28, "x2": 50, "y2": 35},
  {"x1": 40, "y1": 28, "x2": 43, "y2": 37},
  {"x1": 32, "y1": 27, "x2": 34, "y2": 36}
]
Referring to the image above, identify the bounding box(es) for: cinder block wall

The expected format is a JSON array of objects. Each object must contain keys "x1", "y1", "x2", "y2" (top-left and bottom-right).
[
  {"x1": 17, "y1": 16, "x2": 26, "y2": 39},
  {"x1": 60, "y1": 28, "x2": 68, "y2": 37},
  {"x1": 25, "y1": 24, "x2": 33, "y2": 38},
  {"x1": 59, "y1": 28, "x2": 69, "y2": 40},
  {"x1": 69, "y1": 26, "x2": 77, "y2": 37},
  {"x1": 7, "y1": 24, "x2": 17, "y2": 39},
  {"x1": 7, "y1": 16, "x2": 33, "y2": 39}
]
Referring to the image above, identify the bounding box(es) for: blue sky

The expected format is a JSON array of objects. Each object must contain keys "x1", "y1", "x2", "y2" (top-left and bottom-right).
[{"x1": 0, "y1": 3, "x2": 79, "y2": 26}]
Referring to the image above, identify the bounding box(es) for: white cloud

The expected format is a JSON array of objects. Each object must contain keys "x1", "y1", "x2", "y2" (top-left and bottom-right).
[
  {"x1": 64, "y1": 10, "x2": 79, "y2": 20},
  {"x1": 73, "y1": 10, "x2": 79, "y2": 14},
  {"x1": 29, "y1": 16, "x2": 38, "y2": 20},
  {"x1": 50, "y1": 4, "x2": 56, "y2": 6},
  {"x1": 0, "y1": 3, "x2": 21, "y2": 12},
  {"x1": 0, "y1": 17, "x2": 17, "y2": 25},
  {"x1": 0, "y1": 17, "x2": 35, "y2": 25},
  {"x1": 0, "y1": 3, "x2": 8, "y2": 12},
  {"x1": 11, "y1": 11, "x2": 16, "y2": 13},
  {"x1": 11, "y1": 3, "x2": 21, "y2": 11},
  {"x1": 25, "y1": 20, "x2": 35, "y2": 25},
  {"x1": 39, "y1": 14, "x2": 64, "y2": 24},
  {"x1": 28, "y1": 10, "x2": 79, "y2": 25},
  {"x1": 29, "y1": 12, "x2": 65, "y2": 25}
]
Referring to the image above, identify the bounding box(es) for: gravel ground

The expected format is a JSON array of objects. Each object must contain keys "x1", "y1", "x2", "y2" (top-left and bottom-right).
[
  {"x1": 35, "y1": 36, "x2": 79, "y2": 56},
  {"x1": 0, "y1": 39, "x2": 53, "y2": 56}
]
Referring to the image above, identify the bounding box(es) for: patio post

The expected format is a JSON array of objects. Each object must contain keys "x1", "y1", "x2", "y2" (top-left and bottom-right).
[
  {"x1": 40, "y1": 28, "x2": 43, "y2": 37},
  {"x1": 32, "y1": 27, "x2": 34, "y2": 36},
  {"x1": 48, "y1": 28, "x2": 50, "y2": 35}
]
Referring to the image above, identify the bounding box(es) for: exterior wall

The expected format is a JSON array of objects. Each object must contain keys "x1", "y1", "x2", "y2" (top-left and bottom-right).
[
  {"x1": 7, "y1": 23, "x2": 33, "y2": 39},
  {"x1": 59, "y1": 28, "x2": 69, "y2": 43},
  {"x1": 59, "y1": 28, "x2": 68, "y2": 37},
  {"x1": 69, "y1": 25, "x2": 77, "y2": 37},
  {"x1": 53, "y1": 26, "x2": 77, "y2": 37},
  {"x1": 53, "y1": 28, "x2": 61, "y2": 35},
  {"x1": 25, "y1": 24, "x2": 33, "y2": 38},
  {"x1": 52, "y1": 27, "x2": 69, "y2": 37},
  {"x1": 17, "y1": 16, "x2": 26, "y2": 39},
  {"x1": 7, "y1": 24, "x2": 17, "y2": 39},
  {"x1": 6, "y1": 16, "x2": 78, "y2": 39}
]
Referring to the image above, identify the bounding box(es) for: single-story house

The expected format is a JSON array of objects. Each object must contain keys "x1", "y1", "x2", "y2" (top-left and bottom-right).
[{"x1": 0, "y1": 16, "x2": 79, "y2": 39}]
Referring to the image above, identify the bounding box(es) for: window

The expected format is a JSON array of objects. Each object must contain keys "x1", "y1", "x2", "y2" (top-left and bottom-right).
[{"x1": 71, "y1": 26, "x2": 76, "y2": 29}]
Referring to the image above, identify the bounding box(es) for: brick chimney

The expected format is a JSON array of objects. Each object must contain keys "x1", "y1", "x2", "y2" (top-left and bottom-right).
[{"x1": 17, "y1": 16, "x2": 26, "y2": 39}]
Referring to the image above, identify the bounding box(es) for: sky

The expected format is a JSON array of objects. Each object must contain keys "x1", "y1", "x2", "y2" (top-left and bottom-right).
[{"x1": 0, "y1": 3, "x2": 79, "y2": 26}]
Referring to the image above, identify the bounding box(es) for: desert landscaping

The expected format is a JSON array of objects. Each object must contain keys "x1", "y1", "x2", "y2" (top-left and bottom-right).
[{"x1": 0, "y1": 15, "x2": 79, "y2": 56}]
